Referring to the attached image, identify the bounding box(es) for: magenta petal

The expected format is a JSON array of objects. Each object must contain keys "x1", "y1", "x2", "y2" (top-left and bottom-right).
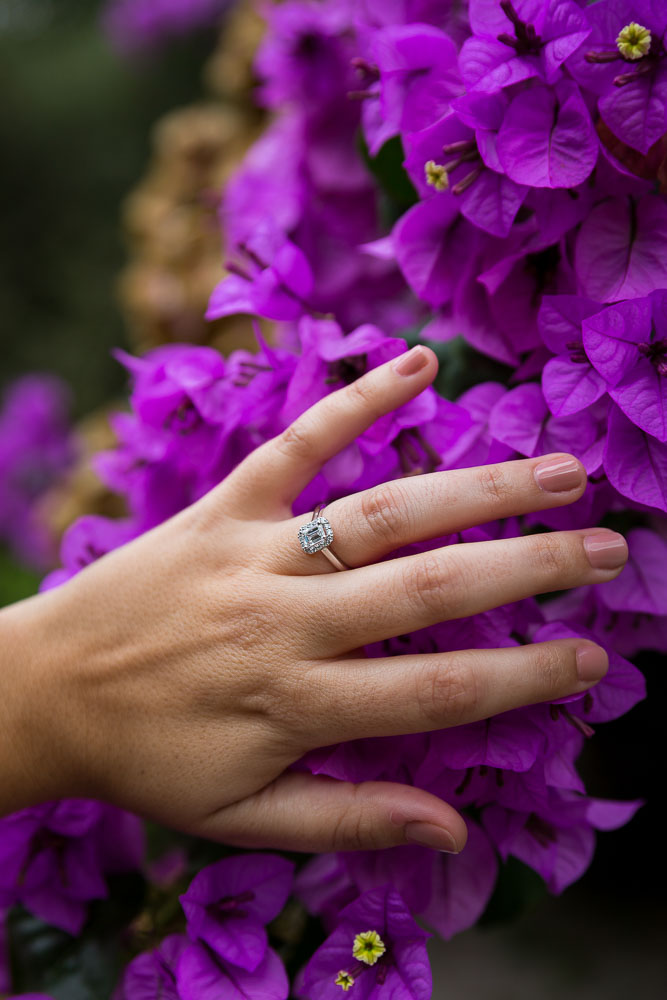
[
  {"x1": 537, "y1": 294, "x2": 602, "y2": 354},
  {"x1": 582, "y1": 299, "x2": 652, "y2": 386},
  {"x1": 575, "y1": 196, "x2": 667, "y2": 301},
  {"x1": 600, "y1": 527, "x2": 667, "y2": 615},
  {"x1": 198, "y1": 914, "x2": 266, "y2": 973},
  {"x1": 603, "y1": 405, "x2": 667, "y2": 511},
  {"x1": 542, "y1": 356, "x2": 606, "y2": 417},
  {"x1": 419, "y1": 821, "x2": 498, "y2": 939},
  {"x1": 206, "y1": 275, "x2": 256, "y2": 320},
  {"x1": 459, "y1": 170, "x2": 527, "y2": 238},
  {"x1": 599, "y1": 63, "x2": 667, "y2": 155},
  {"x1": 393, "y1": 196, "x2": 462, "y2": 307},
  {"x1": 460, "y1": 36, "x2": 538, "y2": 94},
  {"x1": 496, "y1": 81, "x2": 597, "y2": 188},
  {"x1": 177, "y1": 943, "x2": 288, "y2": 1000}
]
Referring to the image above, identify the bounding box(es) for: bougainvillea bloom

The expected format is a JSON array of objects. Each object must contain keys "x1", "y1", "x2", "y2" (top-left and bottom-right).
[
  {"x1": 299, "y1": 888, "x2": 431, "y2": 1000},
  {"x1": 179, "y1": 853, "x2": 294, "y2": 972},
  {"x1": 5, "y1": 0, "x2": 664, "y2": 995}
]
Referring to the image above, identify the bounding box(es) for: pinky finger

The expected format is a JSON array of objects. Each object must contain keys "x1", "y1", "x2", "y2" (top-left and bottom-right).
[{"x1": 198, "y1": 771, "x2": 467, "y2": 854}]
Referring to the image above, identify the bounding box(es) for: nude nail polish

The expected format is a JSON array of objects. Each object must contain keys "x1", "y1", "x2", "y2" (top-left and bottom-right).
[
  {"x1": 534, "y1": 457, "x2": 583, "y2": 493},
  {"x1": 576, "y1": 644, "x2": 609, "y2": 682},
  {"x1": 403, "y1": 821, "x2": 460, "y2": 853},
  {"x1": 392, "y1": 346, "x2": 428, "y2": 377},
  {"x1": 583, "y1": 530, "x2": 628, "y2": 570}
]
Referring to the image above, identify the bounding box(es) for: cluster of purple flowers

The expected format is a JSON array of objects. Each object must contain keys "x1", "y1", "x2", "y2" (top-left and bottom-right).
[
  {"x1": 102, "y1": 0, "x2": 231, "y2": 53},
  {"x1": 0, "y1": 376, "x2": 74, "y2": 570},
  {"x1": 4, "y1": 0, "x2": 667, "y2": 995}
]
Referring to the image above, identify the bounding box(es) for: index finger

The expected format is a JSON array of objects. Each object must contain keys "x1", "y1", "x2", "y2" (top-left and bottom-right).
[{"x1": 225, "y1": 345, "x2": 439, "y2": 516}]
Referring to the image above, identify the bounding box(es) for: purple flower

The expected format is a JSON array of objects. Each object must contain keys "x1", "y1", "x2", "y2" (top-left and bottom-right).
[
  {"x1": 495, "y1": 80, "x2": 598, "y2": 188},
  {"x1": 488, "y1": 383, "x2": 606, "y2": 474},
  {"x1": 575, "y1": 195, "x2": 667, "y2": 301},
  {"x1": 538, "y1": 295, "x2": 607, "y2": 417},
  {"x1": 0, "y1": 801, "x2": 143, "y2": 935},
  {"x1": 299, "y1": 887, "x2": 431, "y2": 1000},
  {"x1": 114, "y1": 935, "x2": 188, "y2": 1000},
  {"x1": 208, "y1": 230, "x2": 314, "y2": 323},
  {"x1": 176, "y1": 944, "x2": 289, "y2": 1000},
  {"x1": 567, "y1": 0, "x2": 667, "y2": 153},
  {"x1": 180, "y1": 854, "x2": 294, "y2": 972},
  {"x1": 0, "y1": 375, "x2": 73, "y2": 568},
  {"x1": 255, "y1": 1, "x2": 356, "y2": 110},
  {"x1": 582, "y1": 292, "x2": 667, "y2": 441},
  {"x1": 599, "y1": 527, "x2": 667, "y2": 615},
  {"x1": 403, "y1": 109, "x2": 527, "y2": 237},
  {"x1": 460, "y1": 0, "x2": 590, "y2": 94},
  {"x1": 369, "y1": 23, "x2": 463, "y2": 137},
  {"x1": 484, "y1": 790, "x2": 641, "y2": 893},
  {"x1": 603, "y1": 404, "x2": 667, "y2": 511},
  {"x1": 102, "y1": 0, "x2": 229, "y2": 53}
]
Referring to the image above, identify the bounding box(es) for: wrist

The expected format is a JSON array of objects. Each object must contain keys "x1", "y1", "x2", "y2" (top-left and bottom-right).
[{"x1": 0, "y1": 590, "x2": 78, "y2": 814}]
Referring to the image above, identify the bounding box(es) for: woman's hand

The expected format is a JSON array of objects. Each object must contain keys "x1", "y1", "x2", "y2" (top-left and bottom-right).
[{"x1": 1, "y1": 345, "x2": 628, "y2": 855}]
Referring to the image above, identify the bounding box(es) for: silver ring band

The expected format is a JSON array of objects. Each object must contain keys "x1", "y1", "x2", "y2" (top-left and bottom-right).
[{"x1": 297, "y1": 502, "x2": 350, "y2": 571}]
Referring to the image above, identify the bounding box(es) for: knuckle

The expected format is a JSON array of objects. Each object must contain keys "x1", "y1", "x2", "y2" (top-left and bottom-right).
[
  {"x1": 276, "y1": 420, "x2": 314, "y2": 463},
  {"x1": 477, "y1": 465, "x2": 513, "y2": 506},
  {"x1": 532, "y1": 533, "x2": 568, "y2": 577},
  {"x1": 404, "y1": 552, "x2": 460, "y2": 618},
  {"x1": 331, "y1": 793, "x2": 382, "y2": 851},
  {"x1": 348, "y1": 374, "x2": 382, "y2": 417},
  {"x1": 532, "y1": 642, "x2": 569, "y2": 693},
  {"x1": 359, "y1": 483, "x2": 407, "y2": 546},
  {"x1": 416, "y1": 660, "x2": 477, "y2": 728}
]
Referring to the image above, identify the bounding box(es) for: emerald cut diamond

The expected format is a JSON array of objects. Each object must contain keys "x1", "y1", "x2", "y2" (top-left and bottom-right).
[{"x1": 298, "y1": 515, "x2": 334, "y2": 554}]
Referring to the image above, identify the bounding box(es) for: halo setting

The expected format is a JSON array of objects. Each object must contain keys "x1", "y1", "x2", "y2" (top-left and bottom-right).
[{"x1": 298, "y1": 515, "x2": 334, "y2": 554}]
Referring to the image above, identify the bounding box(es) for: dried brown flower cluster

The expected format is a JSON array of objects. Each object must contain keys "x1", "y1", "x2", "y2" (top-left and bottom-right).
[{"x1": 117, "y1": 0, "x2": 265, "y2": 354}]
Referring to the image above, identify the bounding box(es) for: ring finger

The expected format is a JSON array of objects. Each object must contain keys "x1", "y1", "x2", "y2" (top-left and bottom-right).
[
  {"x1": 299, "y1": 527, "x2": 628, "y2": 655},
  {"x1": 274, "y1": 453, "x2": 587, "y2": 574}
]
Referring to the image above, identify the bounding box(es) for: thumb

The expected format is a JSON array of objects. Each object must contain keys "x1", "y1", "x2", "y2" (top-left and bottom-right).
[{"x1": 197, "y1": 772, "x2": 468, "y2": 854}]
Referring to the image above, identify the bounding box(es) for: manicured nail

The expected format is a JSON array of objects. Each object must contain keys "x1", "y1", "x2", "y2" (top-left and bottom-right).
[
  {"x1": 583, "y1": 529, "x2": 628, "y2": 570},
  {"x1": 534, "y1": 456, "x2": 583, "y2": 493},
  {"x1": 403, "y1": 821, "x2": 459, "y2": 854},
  {"x1": 576, "y1": 644, "x2": 609, "y2": 682},
  {"x1": 392, "y1": 346, "x2": 428, "y2": 377}
]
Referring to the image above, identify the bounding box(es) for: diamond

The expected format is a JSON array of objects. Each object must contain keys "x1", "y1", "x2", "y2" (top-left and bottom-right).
[{"x1": 298, "y1": 516, "x2": 334, "y2": 554}]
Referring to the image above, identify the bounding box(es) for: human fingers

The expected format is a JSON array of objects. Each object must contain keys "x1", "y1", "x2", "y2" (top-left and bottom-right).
[
  {"x1": 286, "y1": 639, "x2": 607, "y2": 746},
  {"x1": 198, "y1": 772, "x2": 468, "y2": 854},
  {"x1": 274, "y1": 454, "x2": 586, "y2": 574},
  {"x1": 307, "y1": 527, "x2": 628, "y2": 654},
  {"x1": 223, "y1": 345, "x2": 439, "y2": 517}
]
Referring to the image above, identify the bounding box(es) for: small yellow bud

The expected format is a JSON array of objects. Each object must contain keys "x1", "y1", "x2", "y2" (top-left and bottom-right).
[
  {"x1": 335, "y1": 970, "x2": 355, "y2": 991},
  {"x1": 352, "y1": 930, "x2": 386, "y2": 966},
  {"x1": 424, "y1": 160, "x2": 449, "y2": 192},
  {"x1": 616, "y1": 22, "x2": 651, "y2": 60}
]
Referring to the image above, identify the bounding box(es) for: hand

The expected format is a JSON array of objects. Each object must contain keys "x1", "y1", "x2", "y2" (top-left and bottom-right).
[{"x1": 1, "y1": 345, "x2": 628, "y2": 854}]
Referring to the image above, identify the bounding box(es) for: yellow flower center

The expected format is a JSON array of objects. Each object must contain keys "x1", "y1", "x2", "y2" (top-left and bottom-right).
[
  {"x1": 352, "y1": 929, "x2": 386, "y2": 966},
  {"x1": 424, "y1": 160, "x2": 449, "y2": 192},
  {"x1": 335, "y1": 970, "x2": 355, "y2": 991},
  {"x1": 616, "y1": 22, "x2": 651, "y2": 60}
]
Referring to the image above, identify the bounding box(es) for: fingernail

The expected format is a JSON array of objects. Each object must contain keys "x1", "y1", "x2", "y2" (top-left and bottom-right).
[
  {"x1": 583, "y1": 529, "x2": 628, "y2": 570},
  {"x1": 576, "y1": 644, "x2": 609, "y2": 682},
  {"x1": 534, "y1": 456, "x2": 583, "y2": 493},
  {"x1": 403, "y1": 821, "x2": 459, "y2": 854},
  {"x1": 392, "y1": 346, "x2": 428, "y2": 377}
]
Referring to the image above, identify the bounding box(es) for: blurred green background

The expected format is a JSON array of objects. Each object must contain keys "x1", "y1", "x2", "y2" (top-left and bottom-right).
[
  {"x1": 0, "y1": 0, "x2": 216, "y2": 416},
  {"x1": 0, "y1": 2, "x2": 665, "y2": 996}
]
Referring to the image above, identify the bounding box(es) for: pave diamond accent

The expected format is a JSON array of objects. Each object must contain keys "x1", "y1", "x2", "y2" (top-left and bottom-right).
[{"x1": 298, "y1": 516, "x2": 334, "y2": 554}]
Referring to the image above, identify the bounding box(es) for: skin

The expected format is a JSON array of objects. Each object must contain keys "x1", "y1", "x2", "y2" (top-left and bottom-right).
[{"x1": 0, "y1": 346, "x2": 628, "y2": 855}]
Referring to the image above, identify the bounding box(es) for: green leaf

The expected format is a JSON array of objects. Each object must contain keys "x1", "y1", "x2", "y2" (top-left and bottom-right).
[{"x1": 478, "y1": 857, "x2": 547, "y2": 928}]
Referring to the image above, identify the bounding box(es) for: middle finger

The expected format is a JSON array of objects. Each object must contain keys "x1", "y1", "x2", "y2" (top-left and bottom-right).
[
  {"x1": 273, "y1": 454, "x2": 586, "y2": 575},
  {"x1": 306, "y1": 527, "x2": 627, "y2": 655}
]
